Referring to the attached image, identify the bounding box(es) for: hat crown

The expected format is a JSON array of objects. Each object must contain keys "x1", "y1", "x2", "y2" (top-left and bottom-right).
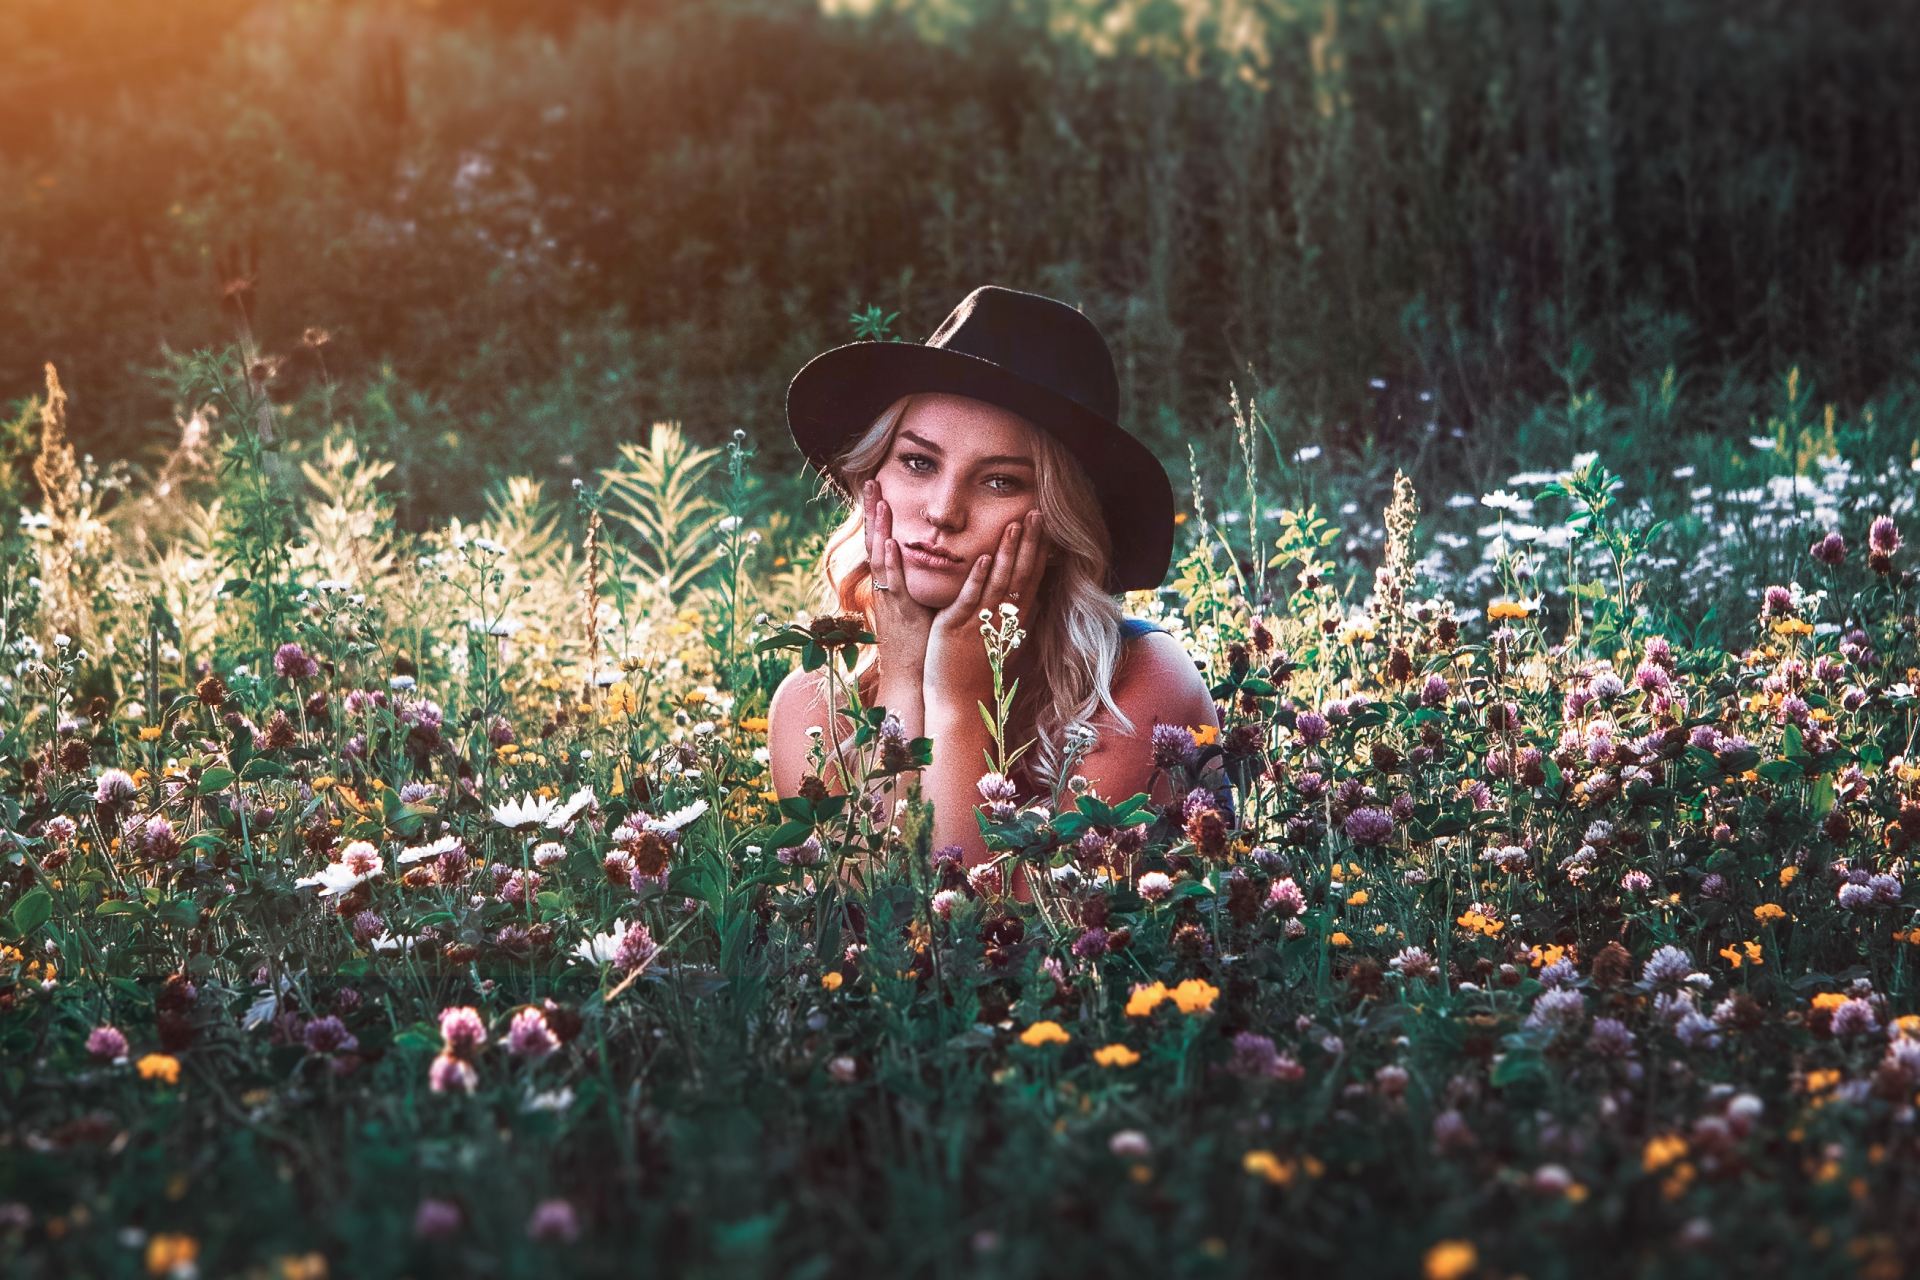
[{"x1": 925, "y1": 286, "x2": 1119, "y2": 424}]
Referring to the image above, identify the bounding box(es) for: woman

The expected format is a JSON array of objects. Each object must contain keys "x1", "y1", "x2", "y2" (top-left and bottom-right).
[{"x1": 768, "y1": 285, "x2": 1224, "y2": 875}]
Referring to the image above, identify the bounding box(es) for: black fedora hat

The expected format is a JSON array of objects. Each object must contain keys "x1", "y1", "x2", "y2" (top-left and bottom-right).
[{"x1": 785, "y1": 285, "x2": 1176, "y2": 593}]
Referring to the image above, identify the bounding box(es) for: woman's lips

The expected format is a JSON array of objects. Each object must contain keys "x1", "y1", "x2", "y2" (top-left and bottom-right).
[{"x1": 903, "y1": 545, "x2": 965, "y2": 571}]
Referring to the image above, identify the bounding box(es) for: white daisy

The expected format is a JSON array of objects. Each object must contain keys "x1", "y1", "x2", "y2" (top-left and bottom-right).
[
  {"x1": 398, "y1": 834, "x2": 465, "y2": 865},
  {"x1": 296, "y1": 840, "x2": 386, "y2": 897},
  {"x1": 492, "y1": 793, "x2": 560, "y2": 830},
  {"x1": 547, "y1": 786, "x2": 597, "y2": 831}
]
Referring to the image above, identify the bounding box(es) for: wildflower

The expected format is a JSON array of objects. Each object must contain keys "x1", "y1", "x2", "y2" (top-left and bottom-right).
[
  {"x1": 526, "y1": 1198, "x2": 580, "y2": 1244},
  {"x1": 1093, "y1": 1043, "x2": 1141, "y2": 1068},
  {"x1": 491, "y1": 793, "x2": 561, "y2": 830},
  {"x1": 503, "y1": 1007, "x2": 559, "y2": 1060},
  {"x1": 145, "y1": 1233, "x2": 200, "y2": 1277},
  {"x1": 429, "y1": 1053, "x2": 478, "y2": 1094},
  {"x1": 819, "y1": 971, "x2": 844, "y2": 992},
  {"x1": 776, "y1": 833, "x2": 823, "y2": 866},
  {"x1": 1018, "y1": 1020, "x2": 1070, "y2": 1047},
  {"x1": 1423, "y1": 1240, "x2": 1477, "y2": 1280},
  {"x1": 296, "y1": 841, "x2": 385, "y2": 897},
  {"x1": 1227, "y1": 1032, "x2": 1302, "y2": 1081},
  {"x1": 1293, "y1": 712, "x2": 1329, "y2": 748},
  {"x1": 1242, "y1": 1150, "x2": 1295, "y2": 1186},
  {"x1": 303, "y1": 1015, "x2": 359, "y2": 1056},
  {"x1": 1343, "y1": 807, "x2": 1394, "y2": 846},
  {"x1": 438, "y1": 1006, "x2": 488, "y2": 1058},
  {"x1": 1831, "y1": 998, "x2": 1880, "y2": 1038},
  {"x1": 1642, "y1": 1132, "x2": 1688, "y2": 1173},
  {"x1": 87, "y1": 1024, "x2": 129, "y2": 1062},
  {"x1": 137, "y1": 1053, "x2": 182, "y2": 1085},
  {"x1": 1868, "y1": 515, "x2": 1901, "y2": 556},
  {"x1": 1109, "y1": 1130, "x2": 1151, "y2": 1158},
  {"x1": 1487, "y1": 599, "x2": 1529, "y2": 621},
  {"x1": 1170, "y1": 978, "x2": 1219, "y2": 1015},
  {"x1": 274, "y1": 643, "x2": 320, "y2": 680},
  {"x1": 966, "y1": 863, "x2": 1003, "y2": 898},
  {"x1": 413, "y1": 1199, "x2": 462, "y2": 1240},
  {"x1": 1587, "y1": 1017, "x2": 1636, "y2": 1057},
  {"x1": 95, "y1": 768, "x2": 136, "y2": 808},
  {"x1": 1390, "y1": 946, "x2": 1436, "y2": 980},
  {"x1": 1150, "y1": 723, "x2": 1199, "y2": 769},
  {"x1": 1837, "y1": 882, "x2": 1876, "y2": 911},
  {"x1": 1641, "y1": 945, "x2": 1696, "y2": 988},
  {"x1": 1136, "y1": 871, "x2": 1174, "y2": 902},
  {"x1": 1525, "y1": 987, "x2": 1586, "y2": 1032},
  {"x1": 1455, "y1": 909, "x2": 1505, "y2": 938},
  {"x1": 1811, "y1": 532, "x2": 1847, "y2": 566},
  {"x1": 929, "y1": 888, "x2": 964, "y2": 919},
  {"x1": 1126, "y1": 981, "x2": 1171, "y2": 1017}
]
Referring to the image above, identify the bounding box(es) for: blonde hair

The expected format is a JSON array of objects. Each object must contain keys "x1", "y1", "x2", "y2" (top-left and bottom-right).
[{"x1": 811, "y1": 394, "x2": 1139, "y2": 798}]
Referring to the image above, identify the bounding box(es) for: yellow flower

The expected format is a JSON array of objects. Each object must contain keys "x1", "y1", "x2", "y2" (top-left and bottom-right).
[
  {"x1": 1328, "y1": 932, "x2": 1352, "y2": 948},
  {"x1": 1189, "y1": 723, "x2": 1219, "y2": 747},
  {"x1": 1125, "y1": 981, "x2": 1170, "y2": 1017},
  {"x1": 1455, "y1": 909, "x2": 1505, "y2": 938},
  {"x1": 1019, "y1": 1020, "x2": 1071, "y2": 1047},
  {"x1": 1345, "y1": 888, "x2": 1369, "y2": 906},
  {"x1": 1423, "y1": 1239, "x2": 1478, "y2": 1280},
  {"x1": 1804, "y1": 1068, "x2": 1843, "y2": 1094},
  {"x1": 278, "y1": 1253, "x2": 329, "y2": 1280},
  {"x1": 1771, "y1": 617, "x2": 1814, "y2": 637},
  {"x1": 1486, "y1": 600, "x2": 1530, "y2": 621},
  {"x1": 1242, "y1": 1150, "x2": 1295, "y2": 1185},
  {"x1": 820, "y1": 971, "x2": 844, "y2": 992},
  {"x1": 1093, "y1": 1043, "x2": 1141, "y2": 1068},
  {"x1": 1642, "y1": 1132, "x2": 1688, "y2": 1172},
  {"x1": 312, "y1": 775, "x2": 336, "y2": 791},
  {"x1": 1812, "y1": 992, "x2": 1847, "y2": 1012},
  {"x1": 496, "y1": 743, "x2": 520, "y2": 758},
  {"x1": 145, "y1": 1233, "x2": 199, "y2": 1276},
  {"x1": 1174, "y1": 512, "x2": 1189, "y2": 526},
  {"x1": 740, "y1": 716, "x2": 770, "y2": 733},
  {"x1": 1170, "y1": 978, "x2": 1219, "y2": 1015},
  {"x1": 1780, "y1": 866, "x2": 1798, "y2": 886},
  {"x1": 1528, "y1": 943, "x2": 1567, "y2": 969},
  {"x1": 138, "y1": 726, "x2": 163, "y2": 742},
  {"x1": 137, "y1": 1053, "x2": 182, "y2": 1085},
  {"x1": 1753, "y1": 902, "x2": 1787, "y2": 924}
]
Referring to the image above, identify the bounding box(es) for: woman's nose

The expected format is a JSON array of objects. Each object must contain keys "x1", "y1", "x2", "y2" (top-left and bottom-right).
[{"x1": 923, "y1": 481, "x2": 965, "y2": 530}]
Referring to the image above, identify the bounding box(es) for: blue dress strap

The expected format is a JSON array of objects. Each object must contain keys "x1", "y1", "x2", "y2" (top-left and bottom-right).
[{"x1": 1117, "y1": 616, "x2": 1168, "y2": 641}]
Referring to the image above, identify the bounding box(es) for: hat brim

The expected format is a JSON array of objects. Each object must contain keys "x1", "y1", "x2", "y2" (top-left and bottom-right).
[{"x1": 786, "y1": 341, "x2": 1174, "y2": 593}]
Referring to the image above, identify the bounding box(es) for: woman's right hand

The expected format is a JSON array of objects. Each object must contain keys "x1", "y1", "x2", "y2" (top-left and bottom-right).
[{"x1": 863, "y1": 480, "x2": 935, "y2": 680}]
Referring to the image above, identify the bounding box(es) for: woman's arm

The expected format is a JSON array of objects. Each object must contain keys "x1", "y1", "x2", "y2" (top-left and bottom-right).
[
  {"x1": 768, "y1": 659, "x2": 926, "y2": 801},
  {"x1": 1072, "y1": 632, "x2": 1221, "y2": 809}
]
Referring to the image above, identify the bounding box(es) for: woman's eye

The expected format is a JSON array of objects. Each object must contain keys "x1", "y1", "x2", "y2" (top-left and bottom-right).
[{"x1": 898, "y1": 453, "x2": 1022, "y2": 493}]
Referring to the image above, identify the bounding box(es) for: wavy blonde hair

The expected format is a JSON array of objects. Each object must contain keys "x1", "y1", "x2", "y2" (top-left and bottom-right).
[{"x1": 810, "y1": 393, "x2": 1141, "y2": 798}]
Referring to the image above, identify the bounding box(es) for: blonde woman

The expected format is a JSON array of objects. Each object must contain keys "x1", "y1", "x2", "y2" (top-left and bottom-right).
[{"x1": 768, "y1": 286, "x2": 1225, "y2": 878}]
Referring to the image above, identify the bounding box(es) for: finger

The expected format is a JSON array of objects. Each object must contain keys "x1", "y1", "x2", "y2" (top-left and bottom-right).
[
  {"x1": 1007, "y1": 511, "x2": 1043, "y2": 602},
  {"x1": 863, "y1": 481, "x2": 877, "y2": 566},
  {"x1": 877, "y1": 494, "x2": 893, "y2": 556},
  {"x1": 983, "y1": 522, "x2": 1021, "y2": 602},
  {"x1": 955, "y1": 553, "x2": 992, "y2": 615}
]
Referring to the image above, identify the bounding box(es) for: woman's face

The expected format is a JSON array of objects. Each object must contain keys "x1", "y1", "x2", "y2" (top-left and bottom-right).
[{"x1": 873, "y1": 393, "x2": 1042, "y2": 607}]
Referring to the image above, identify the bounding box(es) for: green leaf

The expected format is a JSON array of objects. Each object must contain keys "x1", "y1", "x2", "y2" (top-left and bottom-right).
[
  {"x1": 196, "y1": 767, "x2": 236, "y2": 794},
  {"x1": 10, "y1": 887, "x2": 52, "y2": 936},
  {"x1": 95, "y1": 898, "x2": 146, "y2": 917},
  {"x1": 239, "y1": 757, "x2": 286, "y2": 781},
  {"x1": 1755, "y1": 760, "x2": 1802, "y2": 783}
]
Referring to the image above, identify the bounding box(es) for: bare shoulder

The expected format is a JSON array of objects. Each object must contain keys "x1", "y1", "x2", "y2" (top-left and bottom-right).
[
  {"x1": 1113, "y1": 629, "x2": 1216, "y2": 727},
  {"x1": 766, "y1": 666, "x2": 834, "y2": 799}
]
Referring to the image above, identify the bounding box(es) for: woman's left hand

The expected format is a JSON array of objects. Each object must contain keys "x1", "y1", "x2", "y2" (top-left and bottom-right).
[{"x1": 922, "y1": 509, "x2": 1047, "y2": 716}]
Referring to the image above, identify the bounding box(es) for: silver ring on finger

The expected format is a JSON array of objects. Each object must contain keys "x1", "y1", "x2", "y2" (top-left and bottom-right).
[{"x1": 873, "y1": 583, "x2": 893, "y2": 592}]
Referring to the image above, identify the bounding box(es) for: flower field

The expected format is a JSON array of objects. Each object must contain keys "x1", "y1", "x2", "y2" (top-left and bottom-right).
[{"x1": 3, "y1": 350, "x2": 1919, "y2": 1278}]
